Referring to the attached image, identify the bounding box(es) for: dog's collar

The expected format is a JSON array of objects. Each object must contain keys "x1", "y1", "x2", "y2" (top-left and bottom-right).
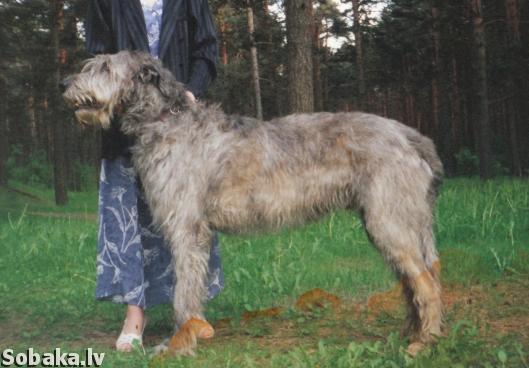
[{"x1": 158, "y1": 106, "x2": 181, "y2": 121}]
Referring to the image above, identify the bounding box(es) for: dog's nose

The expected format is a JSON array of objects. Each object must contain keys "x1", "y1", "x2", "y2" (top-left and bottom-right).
[{"x1": 59, "y1": 78, "x2": 71, "y2": 93}]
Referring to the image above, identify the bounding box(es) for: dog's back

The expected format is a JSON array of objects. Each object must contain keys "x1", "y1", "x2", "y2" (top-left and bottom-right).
[{"x1": 204, "y1": 111, "x2": 440, "y2": 235}]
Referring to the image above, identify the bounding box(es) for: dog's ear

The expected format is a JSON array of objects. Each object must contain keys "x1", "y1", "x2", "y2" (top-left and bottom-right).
[
  {"x1": 157, "y1": 68, "x2": 189, "y2": 105},
  {"x1": 136, "y1": 60, "x2": 188, "y2": 107},
  {"x1": 136, "y1": 64, "x2": 161, "y2": 85}
]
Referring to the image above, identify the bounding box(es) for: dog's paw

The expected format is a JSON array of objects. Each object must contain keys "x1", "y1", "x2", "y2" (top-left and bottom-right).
[
  {"x1": 187, "y1": 318, "x2": 215, "y2": 339},
  {"x1": 160, "y1": 318, "x2": 214, "y2": 357},
  {"x1": 168, "y1": 327, "x2": 197, "y2": 352},
  {"x1": 406, "y1": 342, "x2": 426, "y2": 357}
]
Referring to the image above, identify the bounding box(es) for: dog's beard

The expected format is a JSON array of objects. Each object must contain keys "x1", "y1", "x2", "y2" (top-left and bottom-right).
[{"x1": 75, "y1": 108, "x2": 112, "y2": 129}]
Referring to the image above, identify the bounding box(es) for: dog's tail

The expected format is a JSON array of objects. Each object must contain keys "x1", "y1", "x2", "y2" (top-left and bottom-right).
[
  {"x1": 406, "y1": 130, "x2": 444, "y2": 200},
  {"x1": 406, "y1": 129, "x2": 444, "y2": 269}
]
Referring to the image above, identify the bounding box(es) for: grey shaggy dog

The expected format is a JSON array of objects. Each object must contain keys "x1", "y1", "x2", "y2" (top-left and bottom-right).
[{"x1": 63, "y1": 51, "x2": 444, "y2": 356}]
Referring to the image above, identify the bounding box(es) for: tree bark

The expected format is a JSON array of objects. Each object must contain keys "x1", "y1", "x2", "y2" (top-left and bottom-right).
[
  {"x1": 0, "y1": 75, "x2": 8, "y2": 186},
  {"x1": 402, "y1": 55, "x2": 415, "y2": 127},
  {"x1": 430, "y1": 6, "x2": 441, "y2": 138},
  {"x1": 312, "y1": 8, "x2": 323, "y2": 111},
  {"x1": 50, "y1": 0, "x2": 69, "y2": 205},
  {"x1": 383, "y1": 88, "x2": 389, "y2": 117},
  {"x1": 27, "y1": 82, "x2": 39, "y2": 151},
  {"x1": 504, "y1": 0, "x2": 522, "y2": 176},
  {"x1": 505, "y1": 0, "x2": 520, "y2": 40},
  {"x1": 431, "y1": 4, "x2": 455, "y2": 175},
  {"x1": 218, "y1": 8, "x2": 229, "y2": 66},
  {"x1": 247, "y1": 3, "x2": 263, "y2": 120},
  {"x1": 469, "y1": 0, "x2": 492, "y2": 179},
  {"x1": 43, "y1": 96, "x2": 54, "y2": 162},
  {"x1": 450, "y1": 55, "x2": 462, "y2": 154},
  {"x1": 352, "y1": 0, "x2": 365, "y2": 108},
  {"x1": 285, "y1": 0, "x2": 314, "y2": 113},
  {"x1": 322, "y1": 18, "x2": 330, "y2": 109}
]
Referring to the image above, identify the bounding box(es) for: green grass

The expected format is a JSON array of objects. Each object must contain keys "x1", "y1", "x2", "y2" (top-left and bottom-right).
[
  {"x1": 0, "y1": 182, "x2": 98, "y2": 217},
  {"x1": 0, "y1": 178, "x2": 528, "y2": 367}
]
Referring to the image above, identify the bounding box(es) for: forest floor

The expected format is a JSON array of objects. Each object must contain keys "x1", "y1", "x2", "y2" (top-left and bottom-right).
[{"x1": 0, "y1": 178, "x2": 528, "y2": 367}]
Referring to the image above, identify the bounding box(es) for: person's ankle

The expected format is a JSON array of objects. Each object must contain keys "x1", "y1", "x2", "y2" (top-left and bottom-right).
[
  {"x1": 116, "y1": 306, "x2": 147, "y2": 352},
  {"x1": 122, "y1": 305, "x2": 145, "y2": 334}
]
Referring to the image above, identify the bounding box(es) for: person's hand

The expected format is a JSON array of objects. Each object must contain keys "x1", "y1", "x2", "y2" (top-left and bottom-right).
[{"x1": 185, "y1": 90, "x2": 196, "y2": 104}]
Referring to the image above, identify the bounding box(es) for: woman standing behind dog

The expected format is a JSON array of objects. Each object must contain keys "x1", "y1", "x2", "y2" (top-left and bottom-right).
[{"x1": 85, "y1": 0, "x2": 223, "y2": 352}]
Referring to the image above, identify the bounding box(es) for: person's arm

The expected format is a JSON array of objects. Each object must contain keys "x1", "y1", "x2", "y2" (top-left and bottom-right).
[
  {"x1": 85, "y1": 0, "x2": 114, "y2": 55},
  {"x1": 186, "y1": 0, "x2": 218, "y2": 98}
]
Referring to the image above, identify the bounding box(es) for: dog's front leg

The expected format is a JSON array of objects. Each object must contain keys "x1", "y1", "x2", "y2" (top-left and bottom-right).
[{"x1": 166, "y1": 219, "x2": 214, "y2": 355}]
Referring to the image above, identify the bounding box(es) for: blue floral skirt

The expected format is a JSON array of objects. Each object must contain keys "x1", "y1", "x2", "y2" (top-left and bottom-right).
[{"x1": 95, "y1": 157, "x2": 224, "y2": 309}]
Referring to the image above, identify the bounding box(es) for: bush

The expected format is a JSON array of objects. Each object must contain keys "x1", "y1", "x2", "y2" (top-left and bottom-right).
[
  {"x1": 455, "y1": 148, "x2": 510, "y2": 177},
  {"x1": 6, "y1": 145, "x2": 53, "y2": 187},
  {"x1": 71, "y1": 160, "x2": 98, "y2": 191},
  {"x1": 5, "y1": 145, "x2": 97, "y2": 190},
  {"x1": 455, "y1": 148, "x2": 479, "y2": 176}
]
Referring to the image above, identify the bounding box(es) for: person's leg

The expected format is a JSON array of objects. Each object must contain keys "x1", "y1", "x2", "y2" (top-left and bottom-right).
[
  {"x1": 95, "y1": 157, "x2": 149, "y2": 351},
  {"x1": 138, "y1": 193, "x2": 225, "y2": 311},
  {"x1": 116, "y1": 305, "x2": 146, "y2": 352}
]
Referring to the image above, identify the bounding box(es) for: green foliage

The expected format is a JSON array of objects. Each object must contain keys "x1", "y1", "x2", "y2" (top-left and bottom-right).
[
  {"x1": 6, "y1": 145, "x2": 53, "y2": 187},
  {"x1": 72, "y1": 160, "x2": 98, "y2": 192},
  {"x1": 210, "y1": 60, "x2": 254, "y2": 116},
  {"x1": 454, "y1": 148, "x2": 510, "y2": 177},
  {"x1": 5, "y1": 145, "x2": 97, "y2": 191},
  {"x1": 455, "y1": 148, "x2": 479, "y2": 176}
]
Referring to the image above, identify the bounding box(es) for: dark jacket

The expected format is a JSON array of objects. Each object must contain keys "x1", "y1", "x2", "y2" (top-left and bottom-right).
[{"x1": 85, "y1": 0, "x2": 218, "y2": 159}]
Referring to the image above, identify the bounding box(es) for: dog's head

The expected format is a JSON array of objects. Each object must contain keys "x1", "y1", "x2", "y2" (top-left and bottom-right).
[{"x1": 62, "y1": 51, "x2": 191, "y2": 130}]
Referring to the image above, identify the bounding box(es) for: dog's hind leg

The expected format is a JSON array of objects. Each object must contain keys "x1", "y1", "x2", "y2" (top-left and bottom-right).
[
  {"x1": 401, "y1": 275, "x2": 421, "y2": 339},
  {"x1": 422, "y1": 224, "x2": 441, "y2": 285},
  {"x1": 165, "y1": 220, "x2": 215, "y2": 355},
  {"x1": 360, "y1": 172, "x2": 442, "y2": 356},
  {"x1": 398, "y1": 214, "x2": 442, "y2": 341}
]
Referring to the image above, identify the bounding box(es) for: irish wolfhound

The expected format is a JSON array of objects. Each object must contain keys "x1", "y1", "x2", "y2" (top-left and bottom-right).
[{"x1": 63, "y1": 51, "x2": 443, "y2": 356}]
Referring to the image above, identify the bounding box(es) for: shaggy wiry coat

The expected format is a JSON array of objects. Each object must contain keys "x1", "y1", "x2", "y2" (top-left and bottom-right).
[{"x1": 63, "y1": 51, "x2": 444, "y2": 356}]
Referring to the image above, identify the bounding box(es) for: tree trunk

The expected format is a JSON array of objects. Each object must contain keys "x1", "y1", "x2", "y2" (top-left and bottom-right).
[
  {"x1": 43, "y1": 96, "x2": 54, "y2": 162},
  {"x1": 402, "y1": 55, "x2": 415, "y2": 127},
  {"x1": 450, "y1": 55, "x2": 462, "y2": 154},
  {"x1": 431, "y1": 78, "x2": 440, "y2": 137},
  {"x1": 405, "y1": 93, "x2": 415, "y2": 127},
  {"x1": 50, "y1": 0, "x2": 69, "y2": 205},
  {"x1": 431, "y1": 4, "x2": 455, "y2": 175},
  {"x1": 27, "y1": 83, "x2": 39, "y2": 151},
  {"x1": 262, "y1": 0, "x2": 282, "y2": 117},
  {"x1": 383, "y1": 88, "x2": 389, "y2": 117},
  {"x1": 505, "y1": 0, "x2": 520, "y2": 40},
  {"x1": 247, "y1": 3, "x2": 263, "y2": 120},
  {"x1": 430, "y1": 6, "x2": 441, "y2": 138},
  {"x1": 285, "y1": 0, "x2": 314, "y2": 113},
  {"x1": 469, "y1": 0, "x2": 492, "y2": 179},
  {"x1": 506, "y1": 95, "x2": 521, "y2": 176},
  {"x1": 352, "y1": 0, "x2": 365, "y2": 108},
  {"x1": 312, "y1": 10, "x2": 323, "y2": 111},
  {"x1": 0, "y1": 75, "x2": 7, "y2": 186},
  {"x1": 322, "y1": 18, "x2": 330, "y2": 109},
  {"x1": 218, "y1": 9, "x2": 229, "y2": 66},
  {"x1": 504, "y1": 0, "x2": 522, "y2": 176},
  {"x1": 37, "y1": 97, "x2": 49, "y2": 155}
]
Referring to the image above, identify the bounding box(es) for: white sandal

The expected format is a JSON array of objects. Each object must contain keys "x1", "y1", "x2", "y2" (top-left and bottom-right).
[{"x1": 116, "y1": 318, "x2": 147, "y2": 353}]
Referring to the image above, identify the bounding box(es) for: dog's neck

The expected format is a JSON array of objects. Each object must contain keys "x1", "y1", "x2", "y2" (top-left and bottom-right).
[{"x1": 119, "y1": 102, "x2": 194, "y2": 138}]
